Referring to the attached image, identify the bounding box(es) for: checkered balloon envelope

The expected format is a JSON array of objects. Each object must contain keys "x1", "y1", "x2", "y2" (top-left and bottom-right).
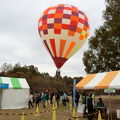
[{"x1": 38, "y1": 4, "x2": 90, "y2": 69}]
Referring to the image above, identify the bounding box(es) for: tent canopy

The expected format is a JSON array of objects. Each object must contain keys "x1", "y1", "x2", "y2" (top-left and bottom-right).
[
  {"x1": 0, "y1": 77, "x2": 29, "y2": 89},
  {"x1": 0, "y1": 77, "x2": 29, "y2": 109},
  {"x1": 76, "y1": 70, "x2": 120, "y2": 89}
]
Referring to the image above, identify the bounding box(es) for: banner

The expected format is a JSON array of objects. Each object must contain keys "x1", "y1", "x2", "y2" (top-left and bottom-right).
[{"x1": 104, "y1": 88, "x2": 115, "y2": 93}]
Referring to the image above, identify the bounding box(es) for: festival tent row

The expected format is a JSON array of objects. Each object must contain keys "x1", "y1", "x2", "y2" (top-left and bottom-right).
[
  {"x1": 76, "y1": 70, "x2": 120, "y2": 89},
  {"x1": 0, "y1": 77, "x2": 30, "y2": 109}
]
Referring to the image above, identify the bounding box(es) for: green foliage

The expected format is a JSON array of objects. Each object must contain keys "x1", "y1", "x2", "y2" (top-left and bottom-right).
[
  {"x1": 0, "y1": 63, "x2": 13, "y2": 73},
  {"x1": 83, "y1": 0, "x2": 120, "y2": 73}
]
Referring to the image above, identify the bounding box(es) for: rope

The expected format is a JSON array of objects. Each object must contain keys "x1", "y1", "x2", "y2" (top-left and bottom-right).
[{"x1": 0, "y1": 108, "x2": 54, "y2": 116}]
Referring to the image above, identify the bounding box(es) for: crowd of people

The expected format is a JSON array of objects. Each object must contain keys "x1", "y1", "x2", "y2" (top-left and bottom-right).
[
  {"x1": 28, "y1": 90, "x2": 70, "y2": 109},
  {"x1": 29, "y1": 90, "x2": 105, "y2": 120}
]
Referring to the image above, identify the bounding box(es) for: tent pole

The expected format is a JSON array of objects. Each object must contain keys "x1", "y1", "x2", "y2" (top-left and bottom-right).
[
  {"x1": 73, "y1": 80, "x2": 76, "y2": 108},
  {"x1": 110, "y1": 93, "x2": 112, "y2": 120},
  {"x1": 108, "y1": 92, "x2": 111, "y2": 120}
]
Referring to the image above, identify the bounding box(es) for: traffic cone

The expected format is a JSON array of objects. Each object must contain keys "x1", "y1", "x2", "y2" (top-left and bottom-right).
[
  {"x1": 72, "y1": 107, "x2": 76, "y2": 118},
  {"x1": 70, "y1": 102, "x2": 72, "y2": 111},
  {"x1": 21, "y1": 112, "x2": 24, "y2": 120},
  {"x1": 55, "y1": 102, "x2": 57, "y2": 109},
  {"x1": 45, "y1": 101, "x2": 48, "y2": 108},
  {"x1": 46, "y1": 101, "x2": 49, "y2": 112},
  {"x1": 34, "y1": 105, "x2": 40, "y2": 116},
  {"x1": 52, "y1": 104, "x2": 56, "y2": 120},
  {"x1": 76, "y1": 116, "x2": 79, "y2": 120},
  {"x1": 98, "y1": 111, "x2": 102, "y2": 120}
]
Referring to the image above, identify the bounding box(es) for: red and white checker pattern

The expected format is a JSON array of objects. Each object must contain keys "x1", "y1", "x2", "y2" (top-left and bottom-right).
[{"x1": 38, "y1": 4, "x2": 90, "y2": 41}]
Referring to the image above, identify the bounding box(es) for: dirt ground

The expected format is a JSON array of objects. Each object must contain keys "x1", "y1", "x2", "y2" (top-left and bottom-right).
[
  {"x1": 0, "y1": 95, "x2": 120, "y2": 120},
  {"x1": 0, "y1": 104, "x2": 71, "y2": 120}
]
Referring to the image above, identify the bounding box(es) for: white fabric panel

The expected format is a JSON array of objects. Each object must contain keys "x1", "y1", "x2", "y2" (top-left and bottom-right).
[
  {"x1": 0, "y1": 90, "x2": 2, "y2": 109},
  {"x1": 84, "y1": 72, "x2": 107, "y2": 89},
  {"x1": 62, "y1": 18, "x2": 71, "y2": 24},
  {"x1": 54, "y1": 38, "x2": 60, "y2": 57},
  {"x1": 78, "y1": 14, "x2": 84, "y2": 19},
  {"x1": 63, "y1": 9, "x2": 72, "y2": 14},
  {"x1": 19, "y1": 79, "x2": 30, "y2": 89},
  {"x1": 47, "y1": 18, "x2": 54, "y2": 24},
  {"x1": 2, "y1": 77, "x2": 13, "y2": 88},
  {"x1": 38, "y1": 21, "x2": 42, "y2": 27},
  {"x1": 48, "y1": 9, "x2": 56, "y2": 14},
  {"x1": 64, "y1": 4, "x2": 72, "y2": 8},
  {"x1": 40, "y1": 31, "x2": 44, "y2": 37},
  {"x1": 78, "y1": 22, "x2": 84, "y2": 29},
  {"x1": 109, "y1": 72, "x2": 120, "y2": 89},
  {"x1": 1, "y1": 89, "x2": 29, "y2": 109}
]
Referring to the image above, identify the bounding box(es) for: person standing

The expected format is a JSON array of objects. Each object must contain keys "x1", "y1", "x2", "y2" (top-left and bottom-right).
[
  {"x1": 45, "y1": 89, "x2": 49, "y2": 103},
  {"x1": 82, "y1": 93, "x2": 86, "y2": 105},
  {"x1": 62, "y1": 92, "x2": 67, "y2": 106},
  {"x1": 92, "y1": 92, "x2": 95, "y2": 107},
  {"x1": 86, "y1": 93, "x2": 94, "y2": 120},
  {"x1": 28, "y1": 93, "x2": 33, "y2": 109},
  {"x1": 97, "y1": 98, "x2": 104, "y2": 108},
  {"x1": 50, "y1": 92, "x2": 54, "y2": 104},
  {"x1": 55, "y1": 91, "x2": 60, "y2": 106},
  {"x1": 35, "y1": 93, "x2": 40, "y2": 107},
  {"x1": 81, "y1": 92, "x2": 86, "y2": 114},
  {"x1": 75, "y1": 90, "x2": 80, "y2": 107},
  {"x1": 41, "y1": 92, "x2": 46, "y2": 108}
]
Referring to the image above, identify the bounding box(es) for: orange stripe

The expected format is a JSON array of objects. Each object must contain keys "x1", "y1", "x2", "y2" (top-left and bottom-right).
[
  {"x1": 95, "y1": 71, "x2": 119, "y2": 89},
  {"x1": 59, "y1": 40, "x2": 66, "y2": 57},
  {"x1": 76, "y1": 74, "x2": 96, "y2": 89},
  {"x1": 64, "y1": 42, "x2": 76, "y2": 58},
  {"x1": 50, "y1": 39, "x2": 57, "y2": 57}
]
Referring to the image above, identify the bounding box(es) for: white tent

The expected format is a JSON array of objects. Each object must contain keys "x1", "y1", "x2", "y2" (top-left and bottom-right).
[
  {"x1": 76, "y1": 70, "x2": 120, "y2": 89},
  {"x1": 0, "y1": 76, "x2": 30, "y2": 109},
  {"x1": 76, "y1": 70, "x2": 120, "y2": 120}
]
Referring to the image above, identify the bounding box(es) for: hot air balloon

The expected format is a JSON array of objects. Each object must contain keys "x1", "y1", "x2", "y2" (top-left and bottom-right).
[{"x1": 38, "y1": 4, "x2": 90, "y2": 71}]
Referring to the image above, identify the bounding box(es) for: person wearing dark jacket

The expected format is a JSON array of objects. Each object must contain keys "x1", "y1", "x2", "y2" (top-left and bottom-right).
[
  {"x1": 82, "y1": 93, "x2": 86, "y2": 104},
  {"x1": 55, "y1": 91, "x2": 60, "y2": 105},
  {"x1": 50, "y1": 92, "x2": 54, "y2": 104},
  {"x1": 75, "y1": 90, "x2": 80, "y2": 107},
  {"x1": 86, "y1": 93, "x2": 94, "y2": 120},
  {"x1": 97, "y1": 98, "x2": 104, "y2": 108},
  {"x1": 35, "y1": 94, "x2": 40, "y2": 107}
]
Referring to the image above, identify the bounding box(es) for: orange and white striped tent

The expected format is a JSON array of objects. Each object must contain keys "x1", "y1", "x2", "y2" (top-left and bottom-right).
[{"x1": 76, "y1": 70, "x2": 120, "y2": 89}]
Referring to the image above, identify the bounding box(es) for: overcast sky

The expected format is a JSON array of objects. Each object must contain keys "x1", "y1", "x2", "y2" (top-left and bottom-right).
[{"x1": 0, "y1": 0, "x2": 105, "y2": 77}]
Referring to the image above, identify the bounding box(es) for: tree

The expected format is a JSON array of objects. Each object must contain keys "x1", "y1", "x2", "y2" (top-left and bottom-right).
[
  {"x1": 0, "y1": 63, "x2": 13, "y2": 73},
  {"x1": 83, "y1": 0, "x2": 120, "y2": 73},
  {"x1": 0, "y1": 63, "x2": 77, "y2": 92}
]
